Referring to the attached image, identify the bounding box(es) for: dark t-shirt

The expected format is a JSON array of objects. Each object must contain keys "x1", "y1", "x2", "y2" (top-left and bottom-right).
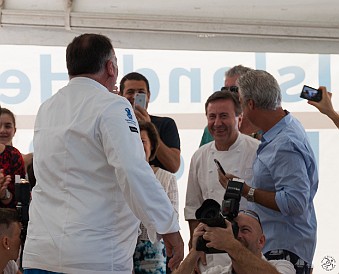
[{"x1": 149, "y1": 115, "x2": 180, "y2": 171}]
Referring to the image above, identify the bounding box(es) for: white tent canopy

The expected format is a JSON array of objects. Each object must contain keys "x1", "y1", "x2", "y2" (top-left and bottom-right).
[{"x1": 1, "y1": 0, "x2": 339, "y2": 53}]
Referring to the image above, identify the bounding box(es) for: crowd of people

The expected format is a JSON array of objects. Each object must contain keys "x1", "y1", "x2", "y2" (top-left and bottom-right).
[{"x1": 0, "y1": 32, "x2": 338, "y2": 274}]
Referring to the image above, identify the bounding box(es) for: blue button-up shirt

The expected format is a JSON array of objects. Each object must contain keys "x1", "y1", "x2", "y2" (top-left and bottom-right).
[{"x1": 249, "y1": 112, "x2": 318, "y2": 264}]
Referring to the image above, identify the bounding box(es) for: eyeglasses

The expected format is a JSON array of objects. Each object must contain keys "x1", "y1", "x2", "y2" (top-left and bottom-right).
[
  {"x1": 221, "y1": 86, "x2": 239, "y2": 93},
  {"x1": 239, "y1": 209, "x2": 263, "y2": 231}
]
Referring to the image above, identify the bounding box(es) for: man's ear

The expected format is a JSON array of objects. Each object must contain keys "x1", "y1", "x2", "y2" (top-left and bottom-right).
[
  {"x1": 1, "y1": 235, "x2": 10, "y2": 249},
  {"x1": 106, "y1": 60, "x2": 115, "y2": 77},
  {"x1": 247, "y1": 99, "x2": 255, "y2": 110},
  {"x1": 238, "y1": 113, "x2": 243, "y2": 130},
  {"x1": 258, "y1": 234, "x2": 265, "y2": 249}
]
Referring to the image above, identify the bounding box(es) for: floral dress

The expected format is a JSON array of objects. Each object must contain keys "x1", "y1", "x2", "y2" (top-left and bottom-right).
[{"x1": 133, "y1": 168, "x2": 179, "y2": 274}]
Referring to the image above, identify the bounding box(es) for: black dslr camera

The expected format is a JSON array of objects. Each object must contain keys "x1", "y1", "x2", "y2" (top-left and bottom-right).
[{"x1": 195, "y1": 179, "x2": 244, "y2": 253}]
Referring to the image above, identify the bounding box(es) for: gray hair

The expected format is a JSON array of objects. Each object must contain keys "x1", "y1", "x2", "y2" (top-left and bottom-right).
[
  {"x1": 237, "y1": 70, "x2": 281, "y2": 110},
  {"x1": 226, "y1": 65, "x2": 253, "y2": 78}
]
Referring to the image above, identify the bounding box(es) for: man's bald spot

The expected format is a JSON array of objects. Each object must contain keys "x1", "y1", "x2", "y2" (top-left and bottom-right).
[{"x1": 236, "y1": 212, "x2": 263, "y2": 234}]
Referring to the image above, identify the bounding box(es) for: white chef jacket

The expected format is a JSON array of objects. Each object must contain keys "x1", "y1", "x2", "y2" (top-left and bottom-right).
[
  {"x1": 184, "y1": 134, "x2": 259, "y2": 272},
  {"x1": 23, "y1": 77, "x2": 179, "y2": 274}
]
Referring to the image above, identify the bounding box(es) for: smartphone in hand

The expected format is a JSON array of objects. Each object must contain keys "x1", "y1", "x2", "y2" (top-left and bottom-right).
[
  {"x1": 134, "y1": 93, "x2": 147, "y2": 108},
  {"x1": 300, "y1": 85, "x2": 322, "y2": 102},
  {"x1": 214, "y1": 159, "x2": 226, "y2": 175}
]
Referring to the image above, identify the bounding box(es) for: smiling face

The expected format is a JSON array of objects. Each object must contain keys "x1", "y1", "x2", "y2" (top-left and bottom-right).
[
  {"x1": 206, "y1": 99, "x2": 239, "y2": 150},
  {"x1": 235, "y1": 213, "x2": 265, "y2": 256},
  {"x1": 121, "y1": 80, "x2": 150, "y2": 108},
  {"x1": 0, "y1": 113, "x2": 16, "y2": 145}
]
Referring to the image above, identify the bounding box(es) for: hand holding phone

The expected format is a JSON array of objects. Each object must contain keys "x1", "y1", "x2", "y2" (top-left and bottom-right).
[
  {"x1": 300, "y1": 85, "x2": 322, "y2": 102},
  {"x1": 214, "y1": 159, "x2": 226, "y2": 175},
  {"x1": 134, "y1": 93, "x2": 147, "y2": 109}
]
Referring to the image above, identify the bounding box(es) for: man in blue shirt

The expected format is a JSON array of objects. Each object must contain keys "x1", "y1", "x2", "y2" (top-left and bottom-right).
[{"x1": 236, "y1": 70, "x2": 318, "y2": 274}]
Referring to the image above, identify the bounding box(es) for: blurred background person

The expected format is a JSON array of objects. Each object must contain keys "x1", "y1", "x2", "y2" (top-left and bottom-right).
[
  {"x1": 133, "y1": 121, "x2": 179, "y2": 273},
  {"x1": 0, "y1": 208, "x2": 22, "y2": 274},
  {"x1": 0, "y1": 107, "x2": 26, "y2": 208},
  {"x1": 307, "y1": 86, "x2": 339, "y2": 129},
  {"x1": 0, "y1": 108, "x2": 33, "y2": 173},
  {"x1": 199, "y1": 65, "x2": 262, "y2": 147},
  {"x1": 119, "y1": 72, "x2": 181, "y2": 173}
]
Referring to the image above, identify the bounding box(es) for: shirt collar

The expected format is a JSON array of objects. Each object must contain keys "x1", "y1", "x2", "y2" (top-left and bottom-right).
[
  {"x1": 211, "y1": 133, "x2": 242, "y2": 151},
  {"x1": 261, "y1": 110, "x2": 291, "y2": 144},
  {"x1": 68, "y1": 77, "x2": 109, "y2": 93}
]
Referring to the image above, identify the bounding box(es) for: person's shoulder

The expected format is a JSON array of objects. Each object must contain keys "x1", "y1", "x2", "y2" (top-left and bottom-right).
[
  {"x1": 4, "y1": 259, "x2": 19, "y2": 273},
  {"x1": 4, "y1": 145, "x2": 22, "y2": 155},
  {"x1": 99, "y1": 94, "x2": 134, "y2": 117},
  {"x1": 268, "y1": 259, "x2": 296, "y2": 274},
  {"x1": 239, "y1": 133, "x2": 260, "y2": 146},
  {"x1": 151, "y1": 115, "x2": 176, "y2": 125},
  {"x1": 192, "y1": 141, "x2": 214, "y2": 159},
  {"x1": 150, "y1": 115, "x2": 179, "y2": 136},
  {"x1": 157, "y1": 167, "x2": 176, "y2": 179}
]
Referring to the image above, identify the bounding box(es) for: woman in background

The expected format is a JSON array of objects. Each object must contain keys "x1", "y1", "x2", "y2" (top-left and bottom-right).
[
  {"x1": 0, "y1": 108, "x2": 33, "y2": 173},
  {"x1": 0, "y1": 106, "x2": 26, "y2": 208},
  {"x1": 133, "y1": 121, "x2": 179, "y2": 274}
]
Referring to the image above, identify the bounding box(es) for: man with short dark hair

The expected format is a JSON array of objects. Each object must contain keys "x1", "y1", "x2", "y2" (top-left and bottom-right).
[
  {"x1": 22, "y1": 34, "x2": 184, "y2": 274},
  {"x1": 185, "y1": 91, "x2": 259, "y2": 272},
  {"x1": 119, "y1": 72, "x2": 181, "y2": 173},
  {"x1": 199, "y1": 65, "x2": 261, "y2": 147}
]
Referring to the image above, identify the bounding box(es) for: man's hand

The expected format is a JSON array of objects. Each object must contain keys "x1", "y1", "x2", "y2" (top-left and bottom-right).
[
  {"x1": 192, "y1": 223, "x2": 205, "y2": 250},
  {"x1": 191, "y1": 223, "x2": 207, "y2": 274},
  {"x1": 307, "y1": 86, "x2": 339, "y2": 129},
  {"x1": 203, "y1": 220, "x2": 235, "y2": 252},
  {"x1": 0, "y1": 169, "x2": 11, "y2": 198},
  {"x1": 134, "y1": 105, "x2": 151, "y2": 122},
  {"x1": 162, "y1": 231, "x2": 184, "y2": 271},
  {"x1": 217, "y1": 171, "x2": 238, "y2": 189},
  {"x1": 307, "y1": 86, "x2": 334, "y2": 116}
]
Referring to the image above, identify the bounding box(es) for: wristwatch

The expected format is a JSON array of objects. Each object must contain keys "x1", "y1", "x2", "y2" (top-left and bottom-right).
[
  {"x1": 246, "y1": 187, "x2": 255, "y2": 202},
  {"x1": 1, "y1": 189, "x2": 11, "y2": 200}
]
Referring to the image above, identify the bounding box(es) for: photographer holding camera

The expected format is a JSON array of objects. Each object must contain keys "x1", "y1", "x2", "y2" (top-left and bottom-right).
[{"x1": 174, "y1": 210, "x2": 295, "y2": 274}]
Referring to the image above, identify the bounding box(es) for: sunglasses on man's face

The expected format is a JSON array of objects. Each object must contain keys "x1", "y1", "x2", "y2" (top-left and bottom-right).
[{"x1": 221, "y1": 86, "x2": 239, "y2": 93}]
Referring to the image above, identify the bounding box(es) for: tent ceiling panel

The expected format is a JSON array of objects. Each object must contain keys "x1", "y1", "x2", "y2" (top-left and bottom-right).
[{"x1": 1, "y1": 0, "x2": 339, "y2": 53}]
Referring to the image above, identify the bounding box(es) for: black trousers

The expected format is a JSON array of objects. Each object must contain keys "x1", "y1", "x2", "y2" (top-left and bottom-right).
[{"x1": 264, "y1": 249, "x2": 311, "y2": 274}]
